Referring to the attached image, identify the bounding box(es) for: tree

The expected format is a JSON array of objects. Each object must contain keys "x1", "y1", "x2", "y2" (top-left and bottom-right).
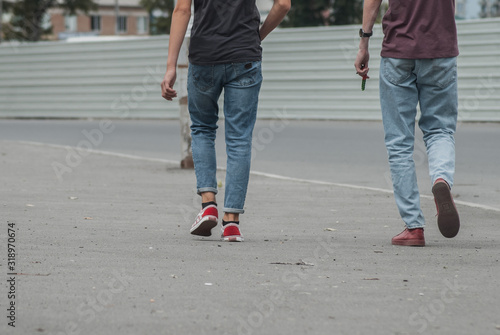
[
  {"x1": 281, "y1": 0, "x2": 330, "y2": 27},
  {"x1": 331, "y1": 0, "x2": 363, "y2": 25},
  {"x1": 3, "y1": 0, "x2": 96, "y2": 42},
  {"x1": 281, "y1": 0, "x2": 363, "y2": 27},
  {"x1": 139, "y1": 0, "x2": 174, "y2": 35}
]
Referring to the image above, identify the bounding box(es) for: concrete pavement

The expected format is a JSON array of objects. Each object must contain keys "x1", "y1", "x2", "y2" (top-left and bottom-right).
[{"x1": 1, "y1": 141, "x2": 499, "y2": 335}]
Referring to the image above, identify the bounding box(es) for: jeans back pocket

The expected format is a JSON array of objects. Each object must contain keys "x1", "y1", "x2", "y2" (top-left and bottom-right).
[
  {"x1": 382, "y1": 58, "x2": 415, "y2": 86},
  {"x1": 230, "y1": 61, "x2": 262, "y2": 88},
  {"x1": 431, "y1": 58, "x2": 457, "y2": 89},
  {"x1": 190, "y1": 65, "x2": 214, "y2": 92}
]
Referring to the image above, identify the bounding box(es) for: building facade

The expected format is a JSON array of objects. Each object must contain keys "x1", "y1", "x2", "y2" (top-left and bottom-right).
[
  {"x1": 480, "y1": 0, "x2": 500, "y2": 17},
  {"x1": 48, "y1": 0, "x2": 148, "y2": 40}
]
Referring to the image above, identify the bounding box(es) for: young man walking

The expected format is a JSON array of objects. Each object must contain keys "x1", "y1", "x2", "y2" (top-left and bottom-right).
[
  {"x1": 161, "y1": 0, "x2": 290, "y2": 241},
  {"x1": 354, "y1": 0, "x2": 461, "y2": 246}
]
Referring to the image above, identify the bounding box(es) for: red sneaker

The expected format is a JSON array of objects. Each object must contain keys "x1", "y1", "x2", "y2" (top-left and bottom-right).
[
  {"x1": 392, "y1": 228, "x2": 425, "y2": 246},
  {"x1": 432, "y1": 179, "x2": 460, "y2": 238},
  {"x1": 221, "y1": 223, "x2": 243, "y2": 242},
  {"x1": 190, "y1": 205, "x2": 218, "y2": 236}
]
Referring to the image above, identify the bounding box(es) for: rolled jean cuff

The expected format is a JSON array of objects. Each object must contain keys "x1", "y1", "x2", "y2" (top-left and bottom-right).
[
  {"x1": 197, "y1": 187, "x2": 218, "y2": 195},
  {"x1": 223, "y1": 207, "x2": 245, "y2": 214},
  {"x1": 407, "y1": 223, "x2": 425, "y2": 229}
]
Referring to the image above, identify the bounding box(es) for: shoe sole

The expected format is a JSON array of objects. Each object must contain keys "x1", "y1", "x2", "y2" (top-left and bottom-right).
[
  {"x1": 392, "y1": 239, "x2": 425, "y2": 247},
  {"x1": 190, "y1": 216, "x2": 218, "y2": 237},
  {"x1": 222, "y1": 235, "x2": 243, "y2": 242},
  {"x1": 432, "y1": 182, "x2": 460, "y2": 238}
]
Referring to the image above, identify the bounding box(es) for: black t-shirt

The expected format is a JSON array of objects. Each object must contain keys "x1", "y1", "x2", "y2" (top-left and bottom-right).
[{"x1": 189, "y1": 0, "x2": 262, "y2": 65}]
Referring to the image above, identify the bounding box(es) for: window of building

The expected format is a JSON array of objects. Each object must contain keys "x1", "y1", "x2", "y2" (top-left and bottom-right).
[
  {"x1": 90, "y1": 15, "x2": 101, "y2": 31},
  {"x1": 493, "y1": 4, "x2": 499, "y2": 16},
  {"x1": 64, "y1": 15, "x2": 77, "y2": 32},
  {"x1": 117, "y1": 16, "x2": 127, "y2": 33},
  {"x1": 137, "y1": 16, "x2": 148, "y2": 34},
  {"x1": 41, "y1": 13, "x2": 52, "y2": 30}
]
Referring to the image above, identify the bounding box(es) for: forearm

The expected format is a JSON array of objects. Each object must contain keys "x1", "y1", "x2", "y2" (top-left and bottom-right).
[
  {"x1": 354, "y1": 0, "x2": 381, "y2": 75},
  {"x1": 359, "y1": 0, "x2": 382, "y2": 50},
  {"x1": 259, "y1": 0, "x2": 291, "y2": 41},
  {"x1": 166, "y1": 3, "x2": 192, "y2": 69}
]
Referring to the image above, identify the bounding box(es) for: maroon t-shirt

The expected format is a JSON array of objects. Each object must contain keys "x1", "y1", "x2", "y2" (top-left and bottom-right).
[{"x1": 381, "y1": 0, "x2": 459, "y2": 59}]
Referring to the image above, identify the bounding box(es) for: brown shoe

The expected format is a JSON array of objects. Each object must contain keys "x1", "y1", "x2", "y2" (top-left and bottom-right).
[
  {"x1": 432, "y1": 178, "x2": 460, "y2": 238},
  {"x1": 392, "y1": 228, "x2": 425, "y2": 246}
]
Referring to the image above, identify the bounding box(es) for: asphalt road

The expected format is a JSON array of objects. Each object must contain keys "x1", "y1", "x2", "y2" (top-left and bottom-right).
[
  {"x1": 0, "y1": 119, "x2": 498, "y2": 210},
  {"x1": 1, "y1": 120, "x2": 499, "y2": 335},
  {"x1": 1, "y1": 141, "x2": 499, "y2": 335}
]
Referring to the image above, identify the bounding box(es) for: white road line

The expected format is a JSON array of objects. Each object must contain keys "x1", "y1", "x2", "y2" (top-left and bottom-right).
[
  {"x1": 249, "y1": 170, "x2": 394, "y2": 194},
  {"x1": 13, "y1": 140, "x2": 500, "y2": 213},
  {"x1": 14, "y1": 140, "x2": 180, "y2": 165},
  {"x1": 250, "y1": 170, "x2": 500, "y2": 212}
]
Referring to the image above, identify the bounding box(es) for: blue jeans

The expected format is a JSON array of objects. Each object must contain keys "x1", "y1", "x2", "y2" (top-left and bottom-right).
[
  {"x1": 188, "y1": 61, "x2": 262, "y2": 214},
  {"x1": 379, "y1": 57, "x2": 458, "y2": 229}
]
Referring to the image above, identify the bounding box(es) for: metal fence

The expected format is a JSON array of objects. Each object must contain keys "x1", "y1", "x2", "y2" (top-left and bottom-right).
[{"x1": 1, "y1": 19, "x2": 499, "y2": 120}]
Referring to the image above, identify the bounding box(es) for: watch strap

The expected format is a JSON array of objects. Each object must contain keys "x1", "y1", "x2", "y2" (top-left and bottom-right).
[{"x1": 359, "y1": 29, "x2": 373, "y2": 38}]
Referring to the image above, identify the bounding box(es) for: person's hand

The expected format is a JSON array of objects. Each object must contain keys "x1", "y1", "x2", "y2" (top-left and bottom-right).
[
  {"x1": 354, "y1": 48, "x2": 370, "y2": 79},
  {"x1": 161, "y1": 68, "x2": 177, "y2": 101}
]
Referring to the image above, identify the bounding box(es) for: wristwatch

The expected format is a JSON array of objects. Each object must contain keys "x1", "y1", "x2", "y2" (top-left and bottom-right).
[{"x1": 359, "y1": 29, "x2": 373, "y2": 38}]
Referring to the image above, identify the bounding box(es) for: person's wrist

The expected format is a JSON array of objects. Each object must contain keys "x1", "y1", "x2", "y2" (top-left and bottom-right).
[{"x1": 359, "y1": 28, "x2": 373, "y2": 38}]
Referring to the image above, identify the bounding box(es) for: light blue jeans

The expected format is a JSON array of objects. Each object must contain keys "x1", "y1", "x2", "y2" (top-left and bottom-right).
[
  {"x1": 379, "y1": 57, "x2": 458, "y2": 229},
  {"x1": 188, "y1": 61, "x2": 262, "y2": 214}
]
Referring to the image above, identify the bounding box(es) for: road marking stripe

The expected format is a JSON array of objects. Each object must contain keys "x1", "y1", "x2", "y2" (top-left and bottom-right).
[
  {"x1": 14, "y1": 140, "x2": 500, "y2": 213},
  {"x1": 250, "y1": 170, "x2": 500, "y2": 212},
  {"x1": 15, "y1": 140, "x2": 180, "y2": 165}
]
